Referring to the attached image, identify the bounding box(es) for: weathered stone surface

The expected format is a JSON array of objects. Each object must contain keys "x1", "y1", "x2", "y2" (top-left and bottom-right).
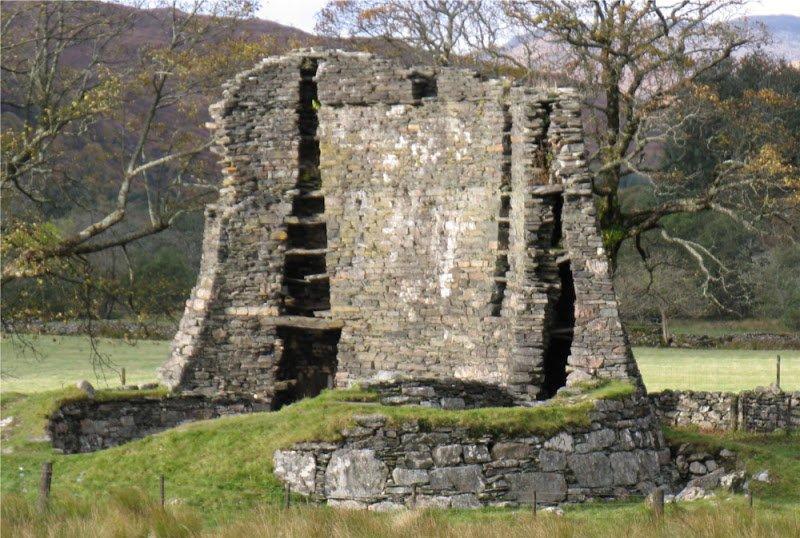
[
  {"x1": 392, "y1": 468, "x2": 429, "y2": 486},
  {"x1": 76, "y1": 380, "x2": 95, "y2": 398},
  {"x1": 491, "y1": 442, "x2": 534, "y2": 461},
  {"x1": 325, "y1": 449, "x2": 388, "y2": 500},
  {"x1": 568, "y1": 453, "x2": 613, "y2": 487},
  {"x1": 609, "y1": 452, "x2": 639, "y2": 486},
  {"x1": 506, "y1": 472, "x2": 567, "y2": 503},
  {"x1": 433, "y1": 445, "x2": 463, "y2": 466},
  {"x1": 544, "y1": 433, "x2": 574, "y2": 452},
  {"x1": 429, "y1": 465, "x2": 485, "y2": 492},
  {"x1": 274, "y1": 450, "x2": 316, "y2": 494},
  {"x1": 463, "y1": 444, "x2": 491, "y2": 463},
  {"x1": 539, "y1": 449, "x2": 567, "y2": 471}
]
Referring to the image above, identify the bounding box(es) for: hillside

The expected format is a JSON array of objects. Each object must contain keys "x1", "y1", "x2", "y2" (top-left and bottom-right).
[{"x1": 748, "y1": 15, "x2": 800, "y2": 62}]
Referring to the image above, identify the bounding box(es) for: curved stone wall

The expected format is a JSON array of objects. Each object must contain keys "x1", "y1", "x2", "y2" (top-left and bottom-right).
[
  {"x1": 273, "y1": 393, "x2": 674, "y2": 509},
  {"x1": 48, "y1": 395, "x2": 268, "y2": 454}
]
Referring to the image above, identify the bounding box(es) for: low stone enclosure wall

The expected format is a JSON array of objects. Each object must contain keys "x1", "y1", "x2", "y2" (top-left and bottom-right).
[
  {"x1": 48, "y1": 395, "x2": 269, "y2": 454},
  {"x1": 649, "y1": 387, "x2": 800, "y2": 433},
  {"x1": 273, "y1": 391, "x2": 675, "y2": 509}
]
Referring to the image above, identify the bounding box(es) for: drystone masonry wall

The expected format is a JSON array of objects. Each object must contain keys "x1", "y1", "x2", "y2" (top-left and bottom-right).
[
  {"x1": 650, "y1": 388, "x2": 800, "y2": 433},
  {"x1": 159, "y1": 49, "x2": 642, "y2": 408},
  {"x1": 48, "y1": 396, "x2": 268, "y2": 454},
  {"x1": 273, "y1": 393, "x2": 674, "y2": 510}
]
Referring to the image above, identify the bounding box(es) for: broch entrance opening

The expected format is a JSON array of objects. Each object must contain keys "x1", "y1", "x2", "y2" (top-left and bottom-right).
[
  {"x1": 273, "y1": 326, "x2": 341, "y2": 410},
  {"x1": 542, "y1": 260, "x2": 575, "y2": 398}
]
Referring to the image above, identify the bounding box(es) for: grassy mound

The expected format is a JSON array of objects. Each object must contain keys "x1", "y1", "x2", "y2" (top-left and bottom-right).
[{"x1": 1, "y1": 382, "x2": 631, "y2": 521}]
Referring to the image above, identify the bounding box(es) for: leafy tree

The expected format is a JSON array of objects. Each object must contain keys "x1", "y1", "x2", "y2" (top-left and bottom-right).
[{"x1": 1, "y1": 1, "x2": 276, "y2": 327}]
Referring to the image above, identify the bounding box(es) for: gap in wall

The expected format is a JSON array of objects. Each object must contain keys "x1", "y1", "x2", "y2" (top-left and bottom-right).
[
  {"x1": 542, "y1": 260, "x2": 575, "y2": 398},
  {"x1": 274, "y1": 58, "x2": 340, "y2": 408},
  {"x1": 490, "y1": 97, "x2": 513, "y2": 316},
  {"x1": 272, "y1": 326, "x2": 341, "y2": 410}
]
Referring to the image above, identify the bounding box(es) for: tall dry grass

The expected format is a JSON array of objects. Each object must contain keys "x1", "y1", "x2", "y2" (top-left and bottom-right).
[{"x1": 2, "y1": 489, "x2": 798, "y2": 538}]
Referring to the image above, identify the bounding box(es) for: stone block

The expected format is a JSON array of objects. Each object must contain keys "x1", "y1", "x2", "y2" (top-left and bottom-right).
[
  {"x1": 325, "y1": 449, "x2": 388, "y2": 500},
  {"x1": 273, "y1": 450, "x2": 317, "y2": 494},
  {"x1": 433, "y1": 445, "x2": 463, "y2": 466},
  {"x1": 491, "y1": 442, "x2": 534, "y2": 461},
  {"x1": 506, "y1": 472, "x2": 567, "y2": 503},
  {"x1": 608, "y1": 452, "x2": 638, "y2": 486},
  {"x1": 539, "y1": 449, "x2": 566, "y2": 471},
  {"x1": 392, "y1": 468, "x2": 429, "y2": 486},
  {"x1": 463, "y1": 444, "x2": 491, "y2": 463},
  {"x1": 567, "y1": 453, "x2": 613, "y2": 487},
  {"x1": 429, "y1": 465, "x2": 485, "y2": 493}
]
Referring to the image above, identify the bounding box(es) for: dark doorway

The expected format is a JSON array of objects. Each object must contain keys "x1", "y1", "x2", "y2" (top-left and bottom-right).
[
  {"x1": 542, "y1": 261, "x2": 575, "y2": 398},
  {"x1": 272, "y1": 326, "x2": 341, "y2": 410}
]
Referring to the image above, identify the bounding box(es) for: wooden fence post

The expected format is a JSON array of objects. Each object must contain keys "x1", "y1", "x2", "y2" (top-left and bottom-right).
[
  {"x1": 651, "y1": 488, "x2": 664, "y2": 519},
  {"x1": 532, "y1": 490, "x2": 537, "y2": 517},
  {"x1": 38, "y1": 461, "x2": 53, "y2": 513},
  {"x1": 284, "y1": 483, "x2": 290, "y2": 509},
  {"x1": 159, "y1": 474, "x2": 165, "y2": 508},
  {"x1": 746, "y1": 492, "x2": 753, "y2": 509},
  {"x1": 121, "y1": 367, "x2": 126, "y2": 387},
  {"x1": 776, "y1": 355, "x2": 781, "y2": 389}
]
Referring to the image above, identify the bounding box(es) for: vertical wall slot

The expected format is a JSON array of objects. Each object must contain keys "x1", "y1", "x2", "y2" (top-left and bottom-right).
[
  {"x1": 282, "y1": 59, "x2": 330, "y2": 317},
  {"x1": 274, "y1": 58, "x2": 341, "y2": 409},
  {"x1": 540, "y1": 193, "x2": 574, "y2": 399},
  {"x1": 490, "y1": 98, "x2": 513, "y2": 316}
]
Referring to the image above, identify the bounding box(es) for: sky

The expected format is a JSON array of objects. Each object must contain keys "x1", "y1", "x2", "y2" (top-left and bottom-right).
[{"x1": 259, "y1": 0, "x2": 800, "y2": 33}]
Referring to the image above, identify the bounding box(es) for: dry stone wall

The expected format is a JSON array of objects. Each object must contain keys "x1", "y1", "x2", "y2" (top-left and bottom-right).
[
  {"x1": 273, "y1": 393, "x2": 674, "y2": 509},
  {"x1": 650, "y1": 387, "x2": 800, "y2": 433},
  {"x1": 159, "y1": 49, "x2": 642, "y2": 407},
  {"x1": 48, "y1": 396, "x2": 268, "y2": 454}
]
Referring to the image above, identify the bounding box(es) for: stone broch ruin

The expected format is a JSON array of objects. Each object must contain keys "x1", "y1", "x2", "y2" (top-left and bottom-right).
[
  {"x1": 46, "y1": 50, "x2": 797, "y2": 509},
  {"x1": 158, "y1": 49, "x2": 642, "y2": 406}
]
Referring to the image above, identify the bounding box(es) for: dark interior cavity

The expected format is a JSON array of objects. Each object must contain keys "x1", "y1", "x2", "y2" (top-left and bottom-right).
[
  {"x1": 410, "y1": 71, "x2": 438, "y2": 99},
  {"x1": 273, "y1": 58, "x2": 341, "y2": 410},
  {"x1": 272, "y1": 326, "x2": 341, "y2": 410},
  {"x1": 542, "y1": 260, "x2": 575, "y2": 398},
  {"x1": 283, "y1": 59, "x2": 330, "y2": 316},
  {"x1": 490, "y1": 100, "x2": 513, "y2": 317}
]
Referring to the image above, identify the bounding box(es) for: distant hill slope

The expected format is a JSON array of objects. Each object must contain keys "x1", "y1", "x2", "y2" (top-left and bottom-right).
[{"x1": 741, "y1": 15, "x2": 800, "y2": 62}]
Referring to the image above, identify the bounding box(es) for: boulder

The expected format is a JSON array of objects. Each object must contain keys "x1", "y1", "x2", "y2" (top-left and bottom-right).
[
  {"x1": 76, "y1": 380, "x2": 95, "y2": 398},
  {"x1": 719, "y1": 470, "x2": 746, "y2": 492},
  {"x1": 687, "y1": 468, "x2": 725, "y2": 490},
  {"x1": 675, "y1": 486, "x2": 715, "y2": 502}
]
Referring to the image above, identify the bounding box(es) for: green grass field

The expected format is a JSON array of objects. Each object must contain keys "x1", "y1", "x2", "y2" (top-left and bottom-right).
[
  {"x1": 1, "y1": 385, "x2": 798, "y2": 536},
  {"x1": 2, "y1": 334, "x2": 799, "y2": 536},
  {"x1": 1, "y1": 334, "x2": 797, "y2": 393}
]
